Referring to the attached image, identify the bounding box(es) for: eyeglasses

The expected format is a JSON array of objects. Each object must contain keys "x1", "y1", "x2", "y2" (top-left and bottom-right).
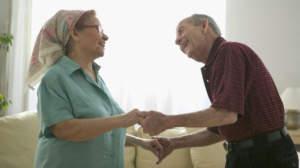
[{"x1": 78, "y1": 25, "x2": 103, "y2": 34}]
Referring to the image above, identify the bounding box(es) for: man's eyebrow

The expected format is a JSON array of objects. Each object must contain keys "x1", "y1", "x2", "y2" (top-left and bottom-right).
[{"x1": 177, "y1": 26, "x2": 183, "y2": 34}]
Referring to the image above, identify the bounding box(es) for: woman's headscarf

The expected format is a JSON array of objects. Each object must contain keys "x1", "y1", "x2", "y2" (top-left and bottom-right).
[{"x1": 25, "y1": 10, "x2": 86, "y2": 90}]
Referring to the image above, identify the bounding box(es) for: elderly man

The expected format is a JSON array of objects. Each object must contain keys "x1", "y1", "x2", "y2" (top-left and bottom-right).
[{"x1": 138, "y1": 14, "x2": 298, "y2": 168}]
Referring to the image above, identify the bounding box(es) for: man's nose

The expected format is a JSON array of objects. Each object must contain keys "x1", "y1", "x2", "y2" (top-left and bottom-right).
[{"x1": 175, "y1": 36, "x2": 181, "y2": 45}]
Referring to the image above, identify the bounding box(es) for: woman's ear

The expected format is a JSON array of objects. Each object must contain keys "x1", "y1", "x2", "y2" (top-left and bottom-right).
[{"x1": 69, "y1": 28, "x2": 80, "y2": 41}]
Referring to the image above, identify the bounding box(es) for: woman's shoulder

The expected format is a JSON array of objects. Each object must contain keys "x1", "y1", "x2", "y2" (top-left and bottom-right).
[{"x1": 41, "y1": 62, "x2": 66, "y2": 82}]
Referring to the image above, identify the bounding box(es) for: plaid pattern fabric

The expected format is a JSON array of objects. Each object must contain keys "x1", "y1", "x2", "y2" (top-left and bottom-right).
[{"x1": 203, "y1": 37, "x2": 284, "y2": 141}]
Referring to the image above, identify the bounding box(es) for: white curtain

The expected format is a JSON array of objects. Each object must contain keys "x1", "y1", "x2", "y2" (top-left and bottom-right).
[
  {"x1": 6, "y1": 0, "x2": 32, "y2": 115},
  {"x1": 27, "y1": 0, "x2": 226, "y2": 115},
  {"x1": 0, "y1": 0, "x2": 10, "y2": 117}
]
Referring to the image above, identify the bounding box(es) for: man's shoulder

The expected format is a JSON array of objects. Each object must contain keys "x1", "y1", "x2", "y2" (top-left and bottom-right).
[
  {"x1": 217, "y1": 40, "x2": 257, "y2": 58},
  {"x1": 216, "y1": 40, "x2": 260, "y2": 66},
  {"x1": 219, "y1": 40, "x2": 251, "y2": 51}
]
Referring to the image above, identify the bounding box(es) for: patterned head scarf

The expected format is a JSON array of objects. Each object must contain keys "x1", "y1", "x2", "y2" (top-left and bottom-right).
[{"x1": 25, "y1": 10, "x2": 86, "y2": 90}]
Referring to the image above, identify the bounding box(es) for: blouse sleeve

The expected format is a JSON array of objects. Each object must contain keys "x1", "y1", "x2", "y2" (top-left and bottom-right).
[{"x1": 37, "y1": 76, "x2": 74, "y2": 138}]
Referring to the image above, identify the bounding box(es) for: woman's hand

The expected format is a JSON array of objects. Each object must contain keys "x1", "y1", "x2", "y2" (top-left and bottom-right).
[
  {"x1": 125, "y1": 134, "x2": 163, "y2": 163},
  {"x1": 121, "y1": 109, "x2": 144, "y2": 127},
  {"x1": 139, "y1": 138, "x2": 163, "y2": 159}
]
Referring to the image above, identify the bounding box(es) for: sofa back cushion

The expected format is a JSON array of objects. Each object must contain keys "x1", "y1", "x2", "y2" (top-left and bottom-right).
[
  {"x1": 135, "y1": 127, "x2": 193, "y2": 168},
  {"x1": 124, "y1": 126, "x2": 136, "y2": 168},
  {"x1": 0, "y1": 110, "x2": 40, "y2": 168},
  {"x1": 186, "y1": 127, "x2": 226, "y2": 168}
]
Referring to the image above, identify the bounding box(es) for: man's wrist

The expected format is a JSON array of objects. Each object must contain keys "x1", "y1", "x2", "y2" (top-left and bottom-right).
[
  {"x1": 165, "y1": 115, "x2": 180, "y2": 129},
  {"x1": 162, "y1": 115, "x2": 175, "y2": 130},
  {"x1": 169, "y1": 137, "x2": 180, "y2": 150}
]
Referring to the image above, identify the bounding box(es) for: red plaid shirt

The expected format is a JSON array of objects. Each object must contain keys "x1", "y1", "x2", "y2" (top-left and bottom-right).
[{"x1": 203, "y1": 37, "x2": 284, "y2": 141}]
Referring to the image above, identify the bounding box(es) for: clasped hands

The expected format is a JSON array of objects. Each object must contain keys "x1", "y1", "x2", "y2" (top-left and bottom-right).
[{"x1": 126, "y1": 109, "x2": 173, "y2": 164}]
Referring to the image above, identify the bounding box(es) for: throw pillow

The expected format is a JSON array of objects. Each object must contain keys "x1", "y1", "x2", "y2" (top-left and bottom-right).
[{"x1": 186, "y1": 127, "x2": 226, "y2": 168}]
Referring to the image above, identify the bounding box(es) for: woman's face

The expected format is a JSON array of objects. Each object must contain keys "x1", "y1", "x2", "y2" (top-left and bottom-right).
[{"x1": 77, "y1": 15, "x2": 108, "y2": 59}]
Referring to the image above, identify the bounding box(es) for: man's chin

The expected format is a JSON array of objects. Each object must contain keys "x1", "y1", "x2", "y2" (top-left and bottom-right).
[
  {"x1": 189, "y1": 55, "x2": 201, "y2": 62},
  {"x1": 187, "y1": 53, "x2": 193, "y2": 59}
]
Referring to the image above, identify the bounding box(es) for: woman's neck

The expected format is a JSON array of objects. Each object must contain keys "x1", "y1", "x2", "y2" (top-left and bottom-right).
[{"x1": 68, "y1": 52, "x2": 94, "y2": 72}]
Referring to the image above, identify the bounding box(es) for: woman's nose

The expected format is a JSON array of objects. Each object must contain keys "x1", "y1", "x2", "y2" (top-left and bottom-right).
[{"x1": 102, "y1": 33, "x2": 109, "y2": 41}]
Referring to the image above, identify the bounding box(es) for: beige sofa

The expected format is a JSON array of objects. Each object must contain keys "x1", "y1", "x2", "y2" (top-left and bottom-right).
[{"x1": 0, "y1": 110, "x2": 227, "y2": 168}]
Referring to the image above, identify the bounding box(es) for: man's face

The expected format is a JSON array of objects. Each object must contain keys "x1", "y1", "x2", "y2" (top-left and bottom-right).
[{"x1": 175, "y1": 17, "x2": 206, "y2": 63}]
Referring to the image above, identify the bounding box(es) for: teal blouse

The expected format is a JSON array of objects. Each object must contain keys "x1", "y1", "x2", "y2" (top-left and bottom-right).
[{"x1": 34, "y1": 56, "x2": 126, "y2": 168}]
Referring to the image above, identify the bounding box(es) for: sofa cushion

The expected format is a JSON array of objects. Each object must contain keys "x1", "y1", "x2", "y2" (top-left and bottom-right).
[
  {"x1": 0, "y1": 110, "x2": 40, "y2": 168},
  {"x1": 186, "y1": 127, "x2": 226, "y2": 168},
  {"x1": 124, "y1": 126, "x2": 136, "y2": 168},
  {"x1": 135, "y1": 127, "x2": 193, "y2": 168}
]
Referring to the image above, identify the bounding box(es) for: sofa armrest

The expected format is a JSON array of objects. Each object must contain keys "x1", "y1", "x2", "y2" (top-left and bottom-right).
[{"x1": 0, "y1": 110, "x2": 40, "y2": 168}]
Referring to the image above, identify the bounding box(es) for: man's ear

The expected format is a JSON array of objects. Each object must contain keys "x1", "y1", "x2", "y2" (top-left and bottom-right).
[
  {"x1": 202, "y1": 19, "x2": 209, "y2": 34},
  {"x1": 69, "y1": 28, "x2": 80, "y2": 41}
]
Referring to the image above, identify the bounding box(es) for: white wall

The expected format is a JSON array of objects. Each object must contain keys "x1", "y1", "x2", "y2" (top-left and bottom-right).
[{"x1": 226, "y1": 0, "x2": 300, "y2": 94}]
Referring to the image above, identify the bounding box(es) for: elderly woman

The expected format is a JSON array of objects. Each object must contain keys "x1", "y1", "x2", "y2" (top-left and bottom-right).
[{"x1": 26, "y1": 9, "x2": 162, "y2": 168}]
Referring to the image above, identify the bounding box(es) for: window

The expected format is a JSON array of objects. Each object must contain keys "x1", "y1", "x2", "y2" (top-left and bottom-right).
[{"x1": 29, "y1": 0, "x2": 226, "y2": 114}]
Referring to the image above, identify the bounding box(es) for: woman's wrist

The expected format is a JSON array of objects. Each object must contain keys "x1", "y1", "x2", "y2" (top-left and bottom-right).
[{"x1": 126, "y1": 134, "x2": 144, "y2": 147}]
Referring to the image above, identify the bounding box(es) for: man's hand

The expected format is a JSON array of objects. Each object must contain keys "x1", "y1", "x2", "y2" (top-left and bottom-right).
[
  {"x1": 137, "y1": 111, "x2": 169, "y2": 136},
  {"x1": 151, "y1": 136, "x2": 174, "y2": 165}
]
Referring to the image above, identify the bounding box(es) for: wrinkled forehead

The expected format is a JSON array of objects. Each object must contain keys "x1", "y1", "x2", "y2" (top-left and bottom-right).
[{"x1": 176, "y1": 17, "x2": 192, "y2": 34}]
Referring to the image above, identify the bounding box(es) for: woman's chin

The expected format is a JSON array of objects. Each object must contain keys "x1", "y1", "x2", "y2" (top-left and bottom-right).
[{"x1": 96, "y1": 54, "x2": 104, "y2": 58}]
